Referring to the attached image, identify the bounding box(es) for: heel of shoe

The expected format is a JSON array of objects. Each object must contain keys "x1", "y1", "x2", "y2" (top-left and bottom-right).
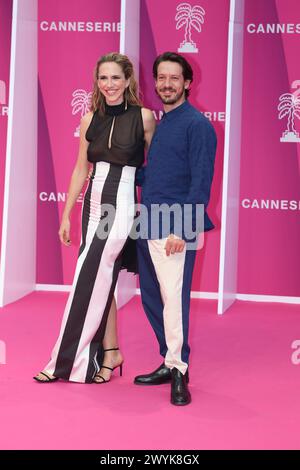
[{"x1": 119, "y1": 363, "x2": 123, "y2": 377}]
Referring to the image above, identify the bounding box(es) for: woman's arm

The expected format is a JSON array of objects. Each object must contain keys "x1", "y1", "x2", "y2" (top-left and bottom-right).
[
  {"x1": 141, "y1": 107, "x2": 156, "y2": 149},
  {"x1": 59, "y1": 112, "x2": 93, "y2": 245},
  {"x1": 135, "y1": 108, "x2": 156, "y2": 187}
]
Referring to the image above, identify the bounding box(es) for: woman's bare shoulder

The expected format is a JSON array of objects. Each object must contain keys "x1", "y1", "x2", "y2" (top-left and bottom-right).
[
  {"x1": 81, "y1": 111, "x2": 94, "y2": 124},
  {"x1": 141, "y1": 108, "x2": 156, "y2": 131},
  {"x1": 80, "y1": 111, "x2": 94, "y2": 132},
  {"x1": 141, "y1": 107, "x2": 154, "y2": 121}
]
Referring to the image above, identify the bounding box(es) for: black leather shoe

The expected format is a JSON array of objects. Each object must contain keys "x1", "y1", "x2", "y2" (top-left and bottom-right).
[
  {"x1": 171, "y1": 368, "x2": 191, "y2": 406},
  {"x1": 134, "y1": 363, "x2": 172, "y2": 385},
  {"x1": 134, "y1": 363, "x2": 189, "y2": 385}
]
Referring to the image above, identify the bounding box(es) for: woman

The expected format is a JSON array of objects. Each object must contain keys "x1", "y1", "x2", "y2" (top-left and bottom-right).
[{"x1": 34, "y1": 52, "x2": 155, "y2": 384}]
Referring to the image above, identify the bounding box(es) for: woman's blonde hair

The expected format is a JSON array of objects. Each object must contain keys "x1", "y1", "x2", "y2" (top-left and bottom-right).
[{"x1": 91, "y1": 52, "x2": 142, "y2": 113}]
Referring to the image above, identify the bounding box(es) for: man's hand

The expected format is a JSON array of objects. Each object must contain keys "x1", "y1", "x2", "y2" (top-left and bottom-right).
[{"x1": 164, "y1": 234, "x2": 185, "y2": 256}]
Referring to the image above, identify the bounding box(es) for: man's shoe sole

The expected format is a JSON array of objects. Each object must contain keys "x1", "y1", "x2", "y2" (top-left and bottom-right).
[
  {"x1": 134, "y1": 378, "x2": 172, "y2": 386},
  {"x1": 171, "y1": 398, "x2": 192, "y2": 406}
]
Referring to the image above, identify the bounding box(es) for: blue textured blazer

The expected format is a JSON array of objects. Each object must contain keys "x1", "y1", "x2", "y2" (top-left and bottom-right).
[{"x1": 136, "y1": 100, "x2": 217, "y2": 239}]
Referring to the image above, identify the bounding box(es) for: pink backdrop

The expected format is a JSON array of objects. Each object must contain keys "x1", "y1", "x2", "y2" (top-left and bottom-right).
[
  {"x1": 238, "y1": 0, "x2": 300, "y2": 296},
  {"x1": 0, "y1": 0, "x2": 12, "y2": 261},
  {"x1": 139, "y1": 0, "x2": 229, "y2": 293},
  {"x1": 37, "y1": 0, "x2": 121, "y2": 284},
  {"x1": 9, "y1": 0, "x2": 299, "y2": 297}
]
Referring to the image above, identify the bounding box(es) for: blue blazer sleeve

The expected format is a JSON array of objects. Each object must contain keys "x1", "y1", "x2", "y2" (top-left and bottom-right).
[
  {"x1": 179, "y1": 119, "x2": 217, "y2": 240},
  {"x1": 186, "y1": 118, "x2": 217, "y2": 205}
]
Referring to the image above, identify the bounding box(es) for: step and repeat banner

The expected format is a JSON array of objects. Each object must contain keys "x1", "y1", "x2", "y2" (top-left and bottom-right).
[
  {"x1": 0, "y1": 0, "x2": 12, "y2": 263},
  {"x1": 3, "y1": 0, "x2": 300, "y2": 296},
  {"x1": 37, "y1": 0, "x2": 121, "y2": 284},
  {"x1": 238, "y1": 0, "x2": 300, "y2": 296},
  {"x1": 139, "y1": 0, "x2": 229, "y2": 293}
]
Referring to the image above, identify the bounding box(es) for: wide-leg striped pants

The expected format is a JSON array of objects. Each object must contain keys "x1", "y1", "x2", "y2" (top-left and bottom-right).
[
  {"x1": 43, "y1": 161, "x2": 136, "y2": 383},
  {"x1": 137, "y1": 238, "x2": 197, "y2": 375}
]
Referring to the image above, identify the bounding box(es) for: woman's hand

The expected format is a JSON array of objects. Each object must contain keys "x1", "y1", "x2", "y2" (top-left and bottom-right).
[{"x1": 58, "y1": 217, "x2": 71, "y2": 246}]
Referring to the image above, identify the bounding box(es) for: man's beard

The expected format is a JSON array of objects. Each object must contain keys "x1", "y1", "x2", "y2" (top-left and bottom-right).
[{"x1": 155, "y1": 86, "x2": 185, "y2": 105}]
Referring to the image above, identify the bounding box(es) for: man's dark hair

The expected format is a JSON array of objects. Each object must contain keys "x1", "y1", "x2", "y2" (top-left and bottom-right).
[{"x1": 152, "y1": 52, "x2": 193, "y2": 98}]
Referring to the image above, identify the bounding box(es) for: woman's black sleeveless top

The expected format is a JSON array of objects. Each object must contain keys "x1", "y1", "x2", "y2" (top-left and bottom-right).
[{"x1": 86, "y1": 102, "x2": 145, "y2": 168}]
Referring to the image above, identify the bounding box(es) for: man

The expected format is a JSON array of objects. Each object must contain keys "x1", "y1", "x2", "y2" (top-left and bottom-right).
[{"x1": 135, "y1": 52, "x2": 217, "y2": 406}]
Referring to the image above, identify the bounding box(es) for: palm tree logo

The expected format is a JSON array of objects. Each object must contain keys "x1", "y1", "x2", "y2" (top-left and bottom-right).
[
  {"x1": 175, "y1": 3, "x2": 205, "y2": 53},
  {"x1": 71, "y1": 89, "x2": 92, "y2": 137},
  {"x1": 278, "y1": 92, "x2": 300, "y2": 143}
]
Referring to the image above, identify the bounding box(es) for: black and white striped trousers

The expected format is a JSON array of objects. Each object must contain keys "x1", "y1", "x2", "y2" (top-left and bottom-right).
[{"x1": 44, "y1": 161, "x2": 136, "y2": 383}]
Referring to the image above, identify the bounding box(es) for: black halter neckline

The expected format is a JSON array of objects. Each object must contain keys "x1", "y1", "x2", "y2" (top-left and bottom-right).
[{"x1": 104, "y1": 101, "x2": 128, "y2": 116}]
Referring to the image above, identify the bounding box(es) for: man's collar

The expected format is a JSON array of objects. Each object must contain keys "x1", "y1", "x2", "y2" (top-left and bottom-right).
[{"x1": 162, "y1": 100, "x2": 190, "y2": 121}]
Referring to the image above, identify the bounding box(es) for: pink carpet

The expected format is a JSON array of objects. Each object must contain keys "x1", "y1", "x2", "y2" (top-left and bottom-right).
[{"x1": 0, "y1": 292, "x2": 299, "y2": 450}]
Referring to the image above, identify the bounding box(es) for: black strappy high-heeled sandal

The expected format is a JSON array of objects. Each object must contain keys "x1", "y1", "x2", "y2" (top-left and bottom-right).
[
  {"x1": 93, "y1": 347, "x2": 123, "y2": 384},
  {"x1": 33, "y1": 371, "x2": 59, "y2": 383}
]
